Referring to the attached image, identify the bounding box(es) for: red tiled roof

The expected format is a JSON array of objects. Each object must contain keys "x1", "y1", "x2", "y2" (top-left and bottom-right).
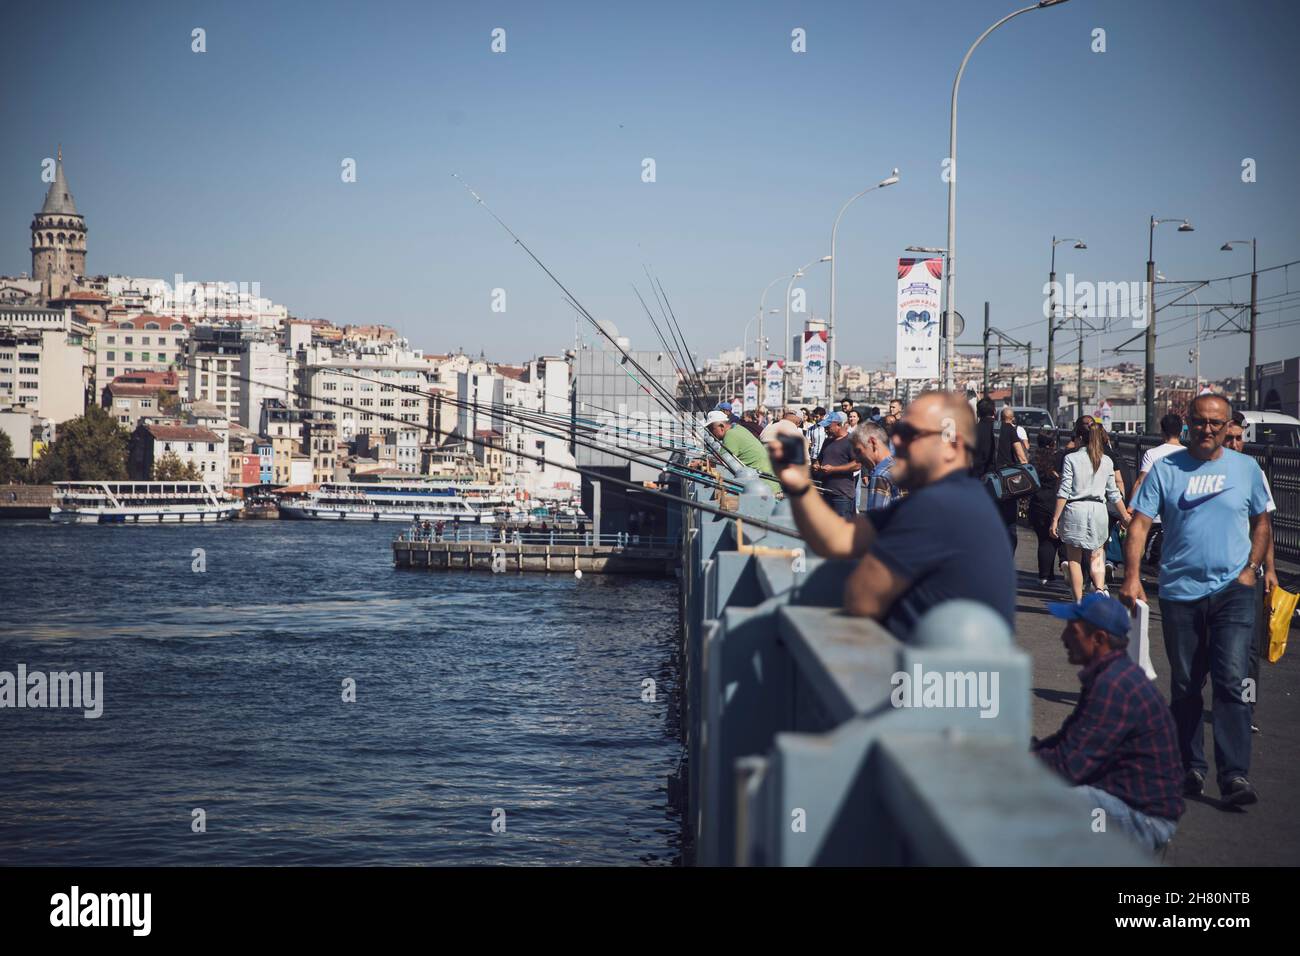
[
  {"x1": 112, "y1": 370, "x2": 178, "y2": 386},
  {"x1": 105, "y1": 383, "x2": 165, "y2": 397},
  {"x1": 143, "y1": 423, "x2": 223, "y2": 443},
  {"x1": 109, "y1": 313, "x2": 191, "y2": 330}
]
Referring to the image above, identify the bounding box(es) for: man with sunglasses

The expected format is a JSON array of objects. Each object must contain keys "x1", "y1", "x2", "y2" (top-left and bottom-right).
[
  {"x1": 772, "y1": 390, "x2": 1015, "y2": 639},
  {"x1": 1121, "y1": 394, "x2": 1272, "y2": 806}
]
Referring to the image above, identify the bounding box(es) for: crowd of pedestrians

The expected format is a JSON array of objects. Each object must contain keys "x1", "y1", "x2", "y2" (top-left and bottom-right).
[{"x1": 743, "y1": 385, "x2": 1280, "y2": 854}]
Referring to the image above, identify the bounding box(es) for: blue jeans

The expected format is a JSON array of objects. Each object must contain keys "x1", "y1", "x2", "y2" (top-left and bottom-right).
[
  {"x1": 825, "y1": 494, "x2": 855, "y2": 519},
  {"x1": 1075, "y1": 785, "x2": 1178, "y2": 852},
  {"x1": 1160, "y1": 582, "x2": 1257, "y2": 787}
]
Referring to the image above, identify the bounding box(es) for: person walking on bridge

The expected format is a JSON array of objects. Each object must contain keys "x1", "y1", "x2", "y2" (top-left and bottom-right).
[{"x1": 1121, "y1": 394, "x2": 1273, "y2": 806}]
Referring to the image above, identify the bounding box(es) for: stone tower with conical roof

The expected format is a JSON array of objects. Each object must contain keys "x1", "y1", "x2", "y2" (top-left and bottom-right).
[{"x1": 31, "y1": 146, "x2": 87, "y2": 301}]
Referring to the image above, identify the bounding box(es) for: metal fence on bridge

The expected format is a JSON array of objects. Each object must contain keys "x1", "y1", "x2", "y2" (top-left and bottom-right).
[
  {"x1": 1108, "y1": 435, "x2": 1300, "y2": 564},
  {"x1": 670, "y1": 467, "x2": 1150, "y2": 867}
]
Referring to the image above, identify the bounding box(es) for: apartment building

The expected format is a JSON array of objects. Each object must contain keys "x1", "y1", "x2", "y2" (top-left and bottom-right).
[{"x1": 0, "y1": 305, "x2": 91, "y2": 424}]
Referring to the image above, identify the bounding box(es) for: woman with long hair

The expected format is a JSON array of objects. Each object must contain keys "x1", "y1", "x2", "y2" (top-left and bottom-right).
[{"x1": 1051, "y1": 422, "x2": 1131, "y2": 601}]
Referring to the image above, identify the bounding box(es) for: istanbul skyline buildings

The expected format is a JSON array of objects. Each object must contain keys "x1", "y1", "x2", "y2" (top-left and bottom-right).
[{"x1": 2, "y1": 0, "x2": 1298, "y2": 379}]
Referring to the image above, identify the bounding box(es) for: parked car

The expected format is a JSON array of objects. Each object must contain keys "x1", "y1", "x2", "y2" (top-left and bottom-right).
[{"x1": 992, "y1": 406, "x2": 1056, "y2": 438}]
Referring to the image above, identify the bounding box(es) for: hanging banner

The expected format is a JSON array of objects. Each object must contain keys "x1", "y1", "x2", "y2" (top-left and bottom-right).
[
  {"x1": 896, "y1": 257, "x2": 942, "y2": 380},
  {"x1": 763, "y1": 361, "x2": 783, "y2": 410},
  {"x1": 732, "y1": 393, "x2": 744, "y2": 416},
  {"x1": 743, "y1": 380, "x2": 758, "y2": 413},
  {"x1": 801, "y1": 329, "x2": 828, "y2": 400}
]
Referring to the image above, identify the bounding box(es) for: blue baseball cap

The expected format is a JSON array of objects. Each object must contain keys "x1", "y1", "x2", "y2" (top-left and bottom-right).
[
  {"x1": 717, "y1": 402, "x2": 733, "y2": 412},
  {"x1": 823, "y1": 411, "x2": 847, "y2": 426},
  {"x1": 1047, "y1": 592, "x2": 1130, "y2": 638}
]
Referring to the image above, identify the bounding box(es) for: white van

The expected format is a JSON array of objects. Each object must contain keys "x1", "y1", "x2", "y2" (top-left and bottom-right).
[{"x1": 1239, "y1": 411, "x2": 1300, "y2": 447}]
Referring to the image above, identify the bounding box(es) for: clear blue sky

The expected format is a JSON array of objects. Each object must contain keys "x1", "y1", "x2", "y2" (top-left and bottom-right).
[{"x1": 3, "y1": 0, "x2": 1298, "y2": 378}]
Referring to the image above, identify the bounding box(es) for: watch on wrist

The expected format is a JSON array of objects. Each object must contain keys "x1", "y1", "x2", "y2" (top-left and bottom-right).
[
  {"x1": 1249, "y1": 562, "x2": 1264, "y2": 577},
  {"x1": 785, "y1": 482, "x2": 812, "y2": 498}
]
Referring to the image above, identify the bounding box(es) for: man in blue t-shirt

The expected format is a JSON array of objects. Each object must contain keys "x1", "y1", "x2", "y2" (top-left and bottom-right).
[
  {"x1": 771, "y1": 390, "x2": 1015, "y2": 639},
  {"x1": 1121, "y1": 394, "x2": 1272, "y2": 807}
]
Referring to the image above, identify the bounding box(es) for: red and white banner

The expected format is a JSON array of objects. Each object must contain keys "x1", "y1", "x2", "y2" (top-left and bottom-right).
[{"x1": 897, "y1": 258, "x2": 942, "y2": 380}]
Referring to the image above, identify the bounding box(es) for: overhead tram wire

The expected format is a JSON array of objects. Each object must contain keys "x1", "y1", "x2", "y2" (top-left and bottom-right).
[{"x1": 194, "y1": 358, "x2": 804, "y2": 537}]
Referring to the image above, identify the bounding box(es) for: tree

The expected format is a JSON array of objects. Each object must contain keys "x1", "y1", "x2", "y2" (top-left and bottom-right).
[
  {"x1": 156, "y1": 388, "x2": 181, "y2": 416},
  {"x1": 152, "y1": 450, "x2": 200, "y2": 481},
  {"x1": 0, "y1": 429, "x2": 24, "y2": 483},
  {"x1": 32, "y1": 405, "x2": 129, "y2": 482}
]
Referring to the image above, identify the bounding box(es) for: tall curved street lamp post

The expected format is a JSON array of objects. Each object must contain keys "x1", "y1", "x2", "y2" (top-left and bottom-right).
[
  {"x1": 944, "y1": 0, "x2": 1071, "y2": 392},
  {"x1": 1047, "y1": 236, "x2": 1086, "y2": 415},
  {"x1": 1221, "y1": 239, "x2": 1258, "y2": 408},
  {"x1": 828, "y1": 169, "x2": 899, "y2": 405},
  {"x1": 785, "y1": 256, "x2": 832, "y2": 407},
  {"x1": 1144, "y1": 216, "x2": 1194, "y2": 432}
]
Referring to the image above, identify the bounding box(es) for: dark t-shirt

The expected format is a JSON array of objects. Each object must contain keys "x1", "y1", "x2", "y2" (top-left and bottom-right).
[
  {"x1": 817, "y1": 435, "x2": 858, "y2": 501},
  {"x1": 866, "y1": 470, "x2": 1016, "y2": 639}
]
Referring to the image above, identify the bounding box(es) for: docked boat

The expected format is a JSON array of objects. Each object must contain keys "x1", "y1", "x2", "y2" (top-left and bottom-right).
[
  {"x1": 277, "y1": 481, "x2": 507, "y2": 522},
  {"x1": 50, "y1": 481, "x2": 243, "y2": 524}
]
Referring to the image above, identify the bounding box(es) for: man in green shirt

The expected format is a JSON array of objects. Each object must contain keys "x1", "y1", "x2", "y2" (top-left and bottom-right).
[{"x1": 706, "y1": 410, "x2": 778, "y2": 491}]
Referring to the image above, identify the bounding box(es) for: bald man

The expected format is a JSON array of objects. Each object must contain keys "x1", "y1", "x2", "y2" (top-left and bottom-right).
[{"x1": 772, "y1": 391, "x2": 1016, "y2": 639}]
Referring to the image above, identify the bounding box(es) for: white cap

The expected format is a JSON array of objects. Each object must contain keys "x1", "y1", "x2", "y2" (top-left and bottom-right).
[{"x1": 705, "y1": 410, "x2": 730, "y2": 427}]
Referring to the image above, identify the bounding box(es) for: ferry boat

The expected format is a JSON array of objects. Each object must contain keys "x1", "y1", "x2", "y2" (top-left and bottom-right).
[
  {"x1": 50, "y1": 481, "x2": 243, "y2": 524},
  {"x1": 277, "y1": 481, "x2": 507, "y2": 522}
]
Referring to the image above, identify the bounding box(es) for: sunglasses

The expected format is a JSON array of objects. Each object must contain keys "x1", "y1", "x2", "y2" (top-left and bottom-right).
[
  {"x1": 1186, "y1": 416, "x2": 1229, "y2": 430},
  {"x1": 891, "y1": 422, "x2": 945, "y2": 444}
]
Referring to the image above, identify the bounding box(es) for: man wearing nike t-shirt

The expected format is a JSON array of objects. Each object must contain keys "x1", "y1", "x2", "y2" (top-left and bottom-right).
[{"x1": 1120, "y1": 394, "x2": 1272, "y2": 807}]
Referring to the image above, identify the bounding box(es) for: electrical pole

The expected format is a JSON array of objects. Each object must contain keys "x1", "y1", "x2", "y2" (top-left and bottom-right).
[
  {"x1": 1249, "y1": 241, "x2": 1258, "y2": 409},
  {"x1": 1026, "y1": 340, "x2": 1032, "y2": 407},
  {"x1": 982, "y1": 301, "x2": 990, "y2": 396}
]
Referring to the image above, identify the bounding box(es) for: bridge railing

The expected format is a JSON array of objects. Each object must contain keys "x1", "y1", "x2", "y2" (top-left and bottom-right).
[{"x1": 674, "y1": 467, "x2": 1151, "y2": 866}]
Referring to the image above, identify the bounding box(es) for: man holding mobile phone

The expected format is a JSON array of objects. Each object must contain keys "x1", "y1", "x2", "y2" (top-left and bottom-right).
[{"x1": 770, "y1": 391, "x2": 1015, "y2": 640}]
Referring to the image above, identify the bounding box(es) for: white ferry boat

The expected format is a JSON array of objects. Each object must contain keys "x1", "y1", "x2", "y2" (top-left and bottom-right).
[
  {"x1": 50, "y1": 481, "x2": 243, "y2": 524},
  {"x1": 278, "y1": 481, "x2": 507, "y2": 523}
]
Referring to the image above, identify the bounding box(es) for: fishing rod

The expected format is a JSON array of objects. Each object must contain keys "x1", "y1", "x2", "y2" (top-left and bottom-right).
[
  {"x1": 284, "y1": 361, "x2": 714, "y2": 476},
  {"x1": 452, "y1": 174, "x2": 732, "y2": 474},
  {"x1": 193, "y1": 358, "x2": 804, "y2": 536}
]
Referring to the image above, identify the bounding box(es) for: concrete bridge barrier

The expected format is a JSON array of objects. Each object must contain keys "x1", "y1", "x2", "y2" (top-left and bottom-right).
[{"x1": 671, "y1": 469, "x2": 1150, "y2": 867}]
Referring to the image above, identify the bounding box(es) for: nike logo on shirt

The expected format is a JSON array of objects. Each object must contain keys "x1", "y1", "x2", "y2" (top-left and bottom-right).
[{"x1": 1177, "y1": 488, "x2": 1229, "y2": 510}]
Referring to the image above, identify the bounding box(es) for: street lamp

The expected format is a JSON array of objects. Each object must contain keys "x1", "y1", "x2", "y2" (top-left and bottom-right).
[
  {"x1": 1047, "y1": 236, "x2": 1086, "y2": 416},
  {"x1": 1221, "y1": 239, "x2": 1259, "y2": 409},
  {"x1": 784, "y1": 256, "x2": 832, "y2": 407},
  {"x1": 944, "y1": 0, "x2": 1072, "y2": 392},
  {"x1": 1144, "y1": 216, "x2": 1194, "y2": 433},
  {"x1": 829, "y1": 169, "x2": 899, "y2": 405},
  {"x1": 757, "y1": 275, "x2": 788, "y2": 371}
]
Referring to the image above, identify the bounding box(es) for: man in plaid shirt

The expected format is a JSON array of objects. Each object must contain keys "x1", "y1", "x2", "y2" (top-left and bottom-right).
[{"x1": 1033, "y1": 593, "x2": 1184, "y2": 852}]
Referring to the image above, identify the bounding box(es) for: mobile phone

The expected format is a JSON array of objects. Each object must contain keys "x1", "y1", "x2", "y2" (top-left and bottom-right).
[{"x1": 777, "y1": 432, "x2": 807, "y2": 466}]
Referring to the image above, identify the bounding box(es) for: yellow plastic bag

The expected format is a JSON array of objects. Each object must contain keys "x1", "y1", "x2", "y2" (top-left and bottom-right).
[{"x1": 1269, "y1": 586, "x2": 1298, "y2": 663}]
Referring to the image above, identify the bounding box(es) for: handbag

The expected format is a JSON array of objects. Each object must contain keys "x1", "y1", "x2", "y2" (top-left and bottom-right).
[{"x1": 983, "y1": 463, "x2": 1040, "y2": 502}]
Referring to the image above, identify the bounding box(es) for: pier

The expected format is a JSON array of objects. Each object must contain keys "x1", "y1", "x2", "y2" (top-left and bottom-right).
[{"x1": 392, "y1": 530, "x2": 678, "y2": 576}]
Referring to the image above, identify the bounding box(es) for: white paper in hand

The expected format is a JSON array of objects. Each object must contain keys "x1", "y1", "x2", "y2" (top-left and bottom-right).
[{"x1": 1129, "y1": 600, "x2": 1157, "y2": 681}]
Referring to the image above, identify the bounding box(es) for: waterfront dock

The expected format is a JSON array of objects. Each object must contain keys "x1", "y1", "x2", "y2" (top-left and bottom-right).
[
  {"x1": 0, "y1": 484, "x2": 53, "y2": 519},
  {"x1": 392, "y1": 531, "x2": 679, "y2": 576}
]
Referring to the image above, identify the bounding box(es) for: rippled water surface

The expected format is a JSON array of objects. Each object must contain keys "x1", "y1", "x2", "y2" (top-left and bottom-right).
[{"x1": 0, "y1": 520, "x2": 682, "y2": 865}]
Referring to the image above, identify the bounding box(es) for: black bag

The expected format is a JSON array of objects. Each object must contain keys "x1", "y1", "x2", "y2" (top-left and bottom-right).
[{"x1": 983, "y1": 463, "x2": 1040, "y2": 502}]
